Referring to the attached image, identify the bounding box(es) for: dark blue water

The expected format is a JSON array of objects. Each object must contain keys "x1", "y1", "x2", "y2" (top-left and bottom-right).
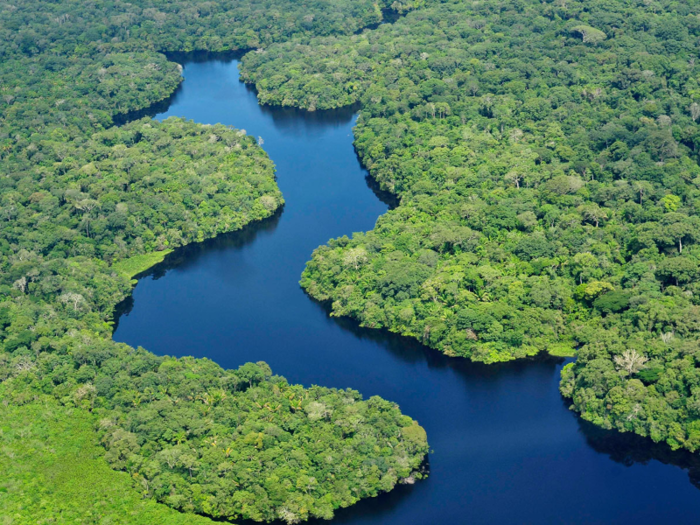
[{"x1": 114, "y1": 58, "x2": 700, "y2": 524}]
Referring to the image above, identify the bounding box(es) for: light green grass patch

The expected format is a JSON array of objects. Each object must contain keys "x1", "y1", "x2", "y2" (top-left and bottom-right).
[
  {"x1": 0, "y1": 391, "x2": 215, "y2": 525},
  {"x1": 547, "y1": 343, "x2": 577, "y2": 357},
  {"x1": 111, "y1": 250, "x2": 173, "y2": 279}
]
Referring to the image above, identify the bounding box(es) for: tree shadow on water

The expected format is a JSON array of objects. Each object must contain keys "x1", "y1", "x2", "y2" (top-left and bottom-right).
[
  {"x1": 306, "y1": 292, "x2": 565, "y2": 385},
  {"x1": 324, "y1": 300, "x2": 700, "y2": 491},
  {"x1": 364, "y1": 173, "x2": 399, "y2": 210},
  {"x1": 306, "y1": 480, "x2": 421, "y2": 525},
  {"x1": 230, "y1": 465, "x2": 426, "y2": 525},
  {"x1": 164, "y1": 50, "x2": 248, "y2": 65},
  {"x1": 255, "y1": 96, "x2": 360, "y2": 135},
  {"x1": 112, "y1": 82, "x2": 185, "y2": 126},
  {"x1": 305, "y1": 295, "x2": 700, "y2": 494},
  {"x1": 112, "y1": 209, "x2": 282, "y2": 330},
  {"x1": 578, "y1": 418, "x2": 700, "y2": 491}
]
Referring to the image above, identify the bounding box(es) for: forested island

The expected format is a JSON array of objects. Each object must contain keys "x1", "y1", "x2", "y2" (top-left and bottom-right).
[
  {"x1": 0, "y1": 0, "x2": 429, "y2": 522},
  {"x1": 2, "y1": 0, "x2": 700, "y2": 521}
]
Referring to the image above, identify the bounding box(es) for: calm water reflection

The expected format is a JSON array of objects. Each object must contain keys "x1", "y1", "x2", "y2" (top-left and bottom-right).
[{"x1": 114, "y1": 58, "x2": 700, "y2": 524}]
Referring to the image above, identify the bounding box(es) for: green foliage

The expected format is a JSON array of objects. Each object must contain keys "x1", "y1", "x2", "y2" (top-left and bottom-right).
[
  {"x1": 593, "y1": 291, "x2": 630, "y2": 314},
  {"x1": 0, "y1": 350, "x2": 427, "y2": 523},
  {"x1": 0, "y1": 389, "x2": 215, "y2": 525},
  {"x1": 547, "y1": 344, "x2": 576, "y2": 358},
  {"x1": 0, "y1": 0, "x2": 430, "y2": 521},
  {"x1": 112, "y1": 250, "x2": 173, "y2": 279},
  {"x1": 240, "y1": 0, "x2": 700, "y2": 451},
  {"x1": 570, "y1": 25, "x2": 607, "y2": 44},
  {"x1": 0, "y1": 0, "x2": 403, "y2": 62},
  {"x1": 3, "y1": 117, "x2": 282, "y2": 266}
]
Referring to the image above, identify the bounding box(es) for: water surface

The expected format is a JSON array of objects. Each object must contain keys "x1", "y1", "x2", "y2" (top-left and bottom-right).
[{"x1": 114, "y1": 58, "x2": 700, "y2": 524}]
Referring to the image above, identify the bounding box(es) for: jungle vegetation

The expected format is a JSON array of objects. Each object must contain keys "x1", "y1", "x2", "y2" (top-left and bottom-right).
[
  {"x1": 239, "y1": 0, "x2": 700, "y2": 453},
  {"x1": 0, "y1": 388, "x2": 216, "y2": 525},
  {"x1": 0, "y1": 0, "x2": 429, "y2": 522},
  {"x1": 6, "y1": 0, "x2": 700, "y2": 518}
]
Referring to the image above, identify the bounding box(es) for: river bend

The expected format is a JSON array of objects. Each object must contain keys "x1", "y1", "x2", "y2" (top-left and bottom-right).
[{"x1": 114, "y1": 57, "x2": 700, "y2": 524}]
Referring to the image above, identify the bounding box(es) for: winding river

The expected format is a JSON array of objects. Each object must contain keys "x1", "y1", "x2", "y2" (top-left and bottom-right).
[{"x1": 114, "y1": 56, "x2": 700, "y2": 524}]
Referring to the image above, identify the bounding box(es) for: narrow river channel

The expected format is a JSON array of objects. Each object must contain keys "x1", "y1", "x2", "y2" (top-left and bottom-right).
[{"x1": 113, "y1": 56, "x2": 700, "y2": 524}]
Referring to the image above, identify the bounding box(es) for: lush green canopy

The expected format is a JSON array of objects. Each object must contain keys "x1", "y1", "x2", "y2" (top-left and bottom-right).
[
  {"x1": 240, "y1": 0, "x2": 700, "y2": 452},
  {"x1": 0, "y1": 0, "x2": 429, "y2": 522}
]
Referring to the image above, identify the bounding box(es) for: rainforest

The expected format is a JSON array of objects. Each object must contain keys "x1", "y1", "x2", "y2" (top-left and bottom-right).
[
  {"x1": 241, "y1": 0, "x2": 700, "y2": 450},
  {"x1": 1, "y1": 0, "x2": 700, "y2": 523}
]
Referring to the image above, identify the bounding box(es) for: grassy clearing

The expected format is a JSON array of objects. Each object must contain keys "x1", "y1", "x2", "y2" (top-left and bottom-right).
[
  {"x1": 546, "y1": 344, "x2": 577, "y2": 358},
  {"x1": 111, "y1": 250, "x2": 173, "y2": 279},
  {"x1": 0, "y1": 392, "x2": 215, "y2": 525}
]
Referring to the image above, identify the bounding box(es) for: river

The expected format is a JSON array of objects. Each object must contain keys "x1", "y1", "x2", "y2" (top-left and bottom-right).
[{"x1": 113, "y1": 56, "x2": 700, "y2": 524}]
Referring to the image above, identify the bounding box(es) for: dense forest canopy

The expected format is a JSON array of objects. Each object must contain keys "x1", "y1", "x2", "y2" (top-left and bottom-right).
[
  {"x1": 5, "y1": 0, "x2": 700, "y2": 518},
  {"x1": 239, "y1": 0, "x2": 700, "y2": 453},
  {"x1": 0, "y1": 0, "x2": 429, "y2": 522}
]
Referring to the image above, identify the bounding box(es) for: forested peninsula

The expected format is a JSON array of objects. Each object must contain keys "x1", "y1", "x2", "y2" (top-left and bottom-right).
[
  {"x1": 0, "y1": 0, "x2": 429, "y2": 523},
  {"x1": 241, "y1": 0, "x2": 700, "y2": 454}
]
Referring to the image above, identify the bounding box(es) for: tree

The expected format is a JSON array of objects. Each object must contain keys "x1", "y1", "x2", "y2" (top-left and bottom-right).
[
  {"x1": 14, "y1": 356, "x2": 36, "y2": 374},
  {"x1": 661, "y1": 194, "x2": 681, "y2": 212},
  {"x1": 690, "y1": 102, "x2": 700, "y2": 122},
  {"x1": 12, "y1": 276, "x2": 28, "y2": 294},
  {"x1": 179, "y1": 453, "x2": 199, "y2": 479},
  {"x1": 74, "y1": 199, "x2": 100, "y2": 237},
  {"x1": 158, "y1": 447, "x2": 181, "y2": 469},
  {"x1": 613, "y1": 350, "x2": 648, "y2": 377},
  {"x1": 657, "y1": 216, "x2": 697, "y2": 254},
  {"x1": 572, "y1": 252, "x2": 598, "y2": 284},
  {"x1": 571, "y1": 25, "x2": 607, "y2": 44},
  {"x1": 60, "y1": 292, "x2": 86, "y2": 311},
  {"x1": 237, "y1": 362, "x2": 265, "y2": 388},
  {"x1": 592, "y1": 290, "x2": 630, "y2": 314},
  {"x1": 575, "y1": 280, "x2": 614, "y2": 302},
  {"x1": 632, "y1": 180, "x2": 653, "y2": 204},
  {"x1": 342, "y1": 246, "x2": 368, "y2": 270},
  {"x1": 74, "y1": 383, "x2": 97, "y2": 411},
  {"x1": 656, "y1": 256, "x2": 699, "y2": 285},
  {"x1": 578, "y1": 204, "x2": 607, "y2": 228},
  {"x1": 260, "y1": 195, "x2": 277, "y2": 211},
  {"x1": 505, "y1": 170, "x2": 522, "y2": 188}
]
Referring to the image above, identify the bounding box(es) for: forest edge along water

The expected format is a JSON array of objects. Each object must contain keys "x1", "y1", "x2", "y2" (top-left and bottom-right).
[{"x1": 113, "y1": 55, "x2": 700, "y2": 524}]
